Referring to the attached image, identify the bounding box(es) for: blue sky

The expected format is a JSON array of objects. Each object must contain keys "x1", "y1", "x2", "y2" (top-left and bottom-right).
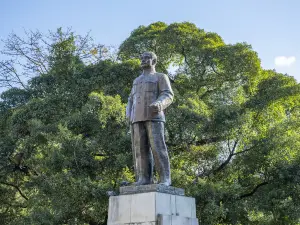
[{"x1": 1, "y1": 0, "x2": 299, "y2": 81}]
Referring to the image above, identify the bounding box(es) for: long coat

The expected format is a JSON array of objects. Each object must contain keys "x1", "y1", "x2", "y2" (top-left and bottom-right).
[{"x1": 126, "y1": 72, "x2": 174, "y2": 123}]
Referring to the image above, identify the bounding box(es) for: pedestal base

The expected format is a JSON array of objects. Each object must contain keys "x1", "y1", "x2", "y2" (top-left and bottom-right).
[{"x1": 107, "y1": 184, "x2": 199, "y2": 225}]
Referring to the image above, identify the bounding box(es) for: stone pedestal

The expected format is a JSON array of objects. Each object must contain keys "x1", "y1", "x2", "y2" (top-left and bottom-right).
[{"x1": 107, "y1": 184, "x2": 199, "y2": 225}]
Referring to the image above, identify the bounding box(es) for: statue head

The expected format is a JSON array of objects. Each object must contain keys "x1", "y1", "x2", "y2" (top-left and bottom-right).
[{"x1": 140, "y1": 52, "x2": 157, "y2": 69}]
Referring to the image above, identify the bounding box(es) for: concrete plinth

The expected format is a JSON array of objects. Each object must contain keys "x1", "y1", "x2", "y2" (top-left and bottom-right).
[{"x1": 107, "y1": 184, "x2": 199, "y2": 225}]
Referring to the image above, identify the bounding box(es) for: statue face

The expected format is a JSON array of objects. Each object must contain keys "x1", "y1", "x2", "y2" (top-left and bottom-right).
[{"x1": 140, "y1": 53, "x2": 155, "y2": 69}]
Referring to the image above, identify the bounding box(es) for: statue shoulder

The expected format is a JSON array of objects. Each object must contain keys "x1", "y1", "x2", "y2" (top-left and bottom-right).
[
  {"x1": 155, "y1": 72, "x2": 170, "y2": 81},
  {"x1": 155, "y1": 73, "x2": 169, "y2": 79},
  {"x1": 133, "y1": 75, "x2": 142, "y2": 84}
]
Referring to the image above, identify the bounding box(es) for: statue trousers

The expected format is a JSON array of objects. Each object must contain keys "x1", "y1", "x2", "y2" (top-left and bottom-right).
[{"x1": 131, "y1": 121, "x2": 171, "y2": 184}]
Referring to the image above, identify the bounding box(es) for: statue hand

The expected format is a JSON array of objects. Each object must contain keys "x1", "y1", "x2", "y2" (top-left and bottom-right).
[
  {"x1": 127, "y1": 118, "x2": 132, "y2": 130},
  {"x1": 149, "y1": 102, "x2": 161, "y2": 112}
]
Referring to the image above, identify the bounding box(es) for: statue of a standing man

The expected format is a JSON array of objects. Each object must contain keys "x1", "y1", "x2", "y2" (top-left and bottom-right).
[{"x1": 126, "y1": 52, "x2": 174, "y2": 186}]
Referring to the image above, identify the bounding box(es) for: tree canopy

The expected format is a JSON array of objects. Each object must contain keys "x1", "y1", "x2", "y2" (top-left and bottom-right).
[{"x1": 0, "y1": 22, "x2": 300, "y2": 225}]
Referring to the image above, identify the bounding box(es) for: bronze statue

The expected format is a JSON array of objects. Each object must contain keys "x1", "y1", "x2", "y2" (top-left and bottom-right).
[{"x1": 126, "y1": 52, "x2": 174, "y2": 186}]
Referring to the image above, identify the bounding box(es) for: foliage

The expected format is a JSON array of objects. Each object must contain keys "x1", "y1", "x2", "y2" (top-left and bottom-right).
[{"x1": 0, "y1": 23, "x2": 300, "y2": 225}]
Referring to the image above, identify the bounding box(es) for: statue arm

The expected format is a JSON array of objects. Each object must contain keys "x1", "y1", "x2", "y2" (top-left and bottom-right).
[
  {"x1": 151, "y1": 74, "x2": 174, "y2": 111},
  {"x1": 126, "y1": 88, "x2": 133, "y2": 119}
]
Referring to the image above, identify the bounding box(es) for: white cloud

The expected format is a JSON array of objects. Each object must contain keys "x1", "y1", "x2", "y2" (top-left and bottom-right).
[{"x1": 274, "y1": 56, "x2": 296, "y2": 67}]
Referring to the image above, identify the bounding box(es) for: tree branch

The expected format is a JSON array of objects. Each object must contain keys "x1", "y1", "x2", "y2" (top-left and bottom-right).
[
  {"x1": 213, "y1": 140, "x2": 238, "y2": 173},
  {"x1": 239, "y1": 181, "x2": 268, "y2": 199},
  {"x1": 0, "y1": 61, "x2": 28, "y2": 89},
  {"x1": 193, "y1": 140, "x2": 239, "y2": 181},
  {"x1": 210, "y1": 64, "x2": 223, "y2": 76},
  {"x1": 0, "y1": 181, "x2": 29, "y2": 201},
  {"x1": 194, "y1": 136, "x2": 220, "y2": 145},
  {"x1": 232, "y1": 145, "x2": 256, "y2": 156},
  {"x1": 181, "y1": 46, "x2": 190, "y2": 67}
]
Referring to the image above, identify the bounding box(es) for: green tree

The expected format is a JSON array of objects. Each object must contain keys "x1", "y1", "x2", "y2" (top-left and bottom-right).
[{"x1": 0, "y1": 23, "x2": 299, "y2": 225}]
